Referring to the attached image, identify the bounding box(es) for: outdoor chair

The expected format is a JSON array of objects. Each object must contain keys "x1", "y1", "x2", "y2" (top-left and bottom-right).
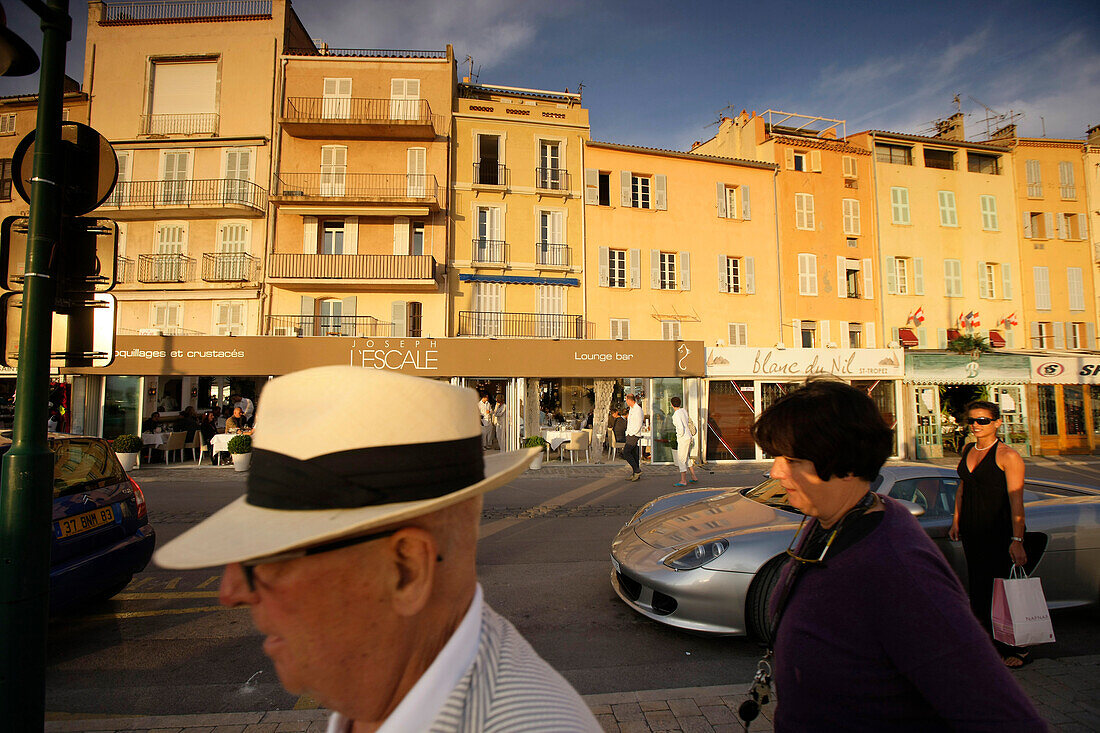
[
  {"x1": 154, "y1": 431, "x2": 187, "y2": 464},
  {"x1": 606, "y1": 427, "x2": 620, "y2": 460},
  {"x1": 563, "y1": 431, "x2": 590, "y2": 464},
  {"x1": 190, "y1": 433, "x2": 209, "y2": 465}
]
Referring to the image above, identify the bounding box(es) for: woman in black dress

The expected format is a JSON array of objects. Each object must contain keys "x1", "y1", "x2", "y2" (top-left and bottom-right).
[{"x1": 950, "y1": 400, "x2": 1030, "y2": 667}]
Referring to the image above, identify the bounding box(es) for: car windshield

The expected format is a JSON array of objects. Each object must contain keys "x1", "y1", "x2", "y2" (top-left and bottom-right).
[
  {"x1": 743, "y1": 475, "x2": 885, "y2": 512},
  {"x1": 51, "y1": 438, "x2": 125, "y2": 498}
]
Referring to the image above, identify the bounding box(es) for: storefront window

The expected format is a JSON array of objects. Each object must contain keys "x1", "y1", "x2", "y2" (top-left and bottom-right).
[
  {"x1": 853, "y1": 380, "x2": 897, "y2": 447},
  {"x1": 1064, "y1": 385, "x2": 1085, "y2": 435},
  {"x1": 103, "y1": 376, "x2": 141, "y2": 440},
  {"x1": 1037, "y1": 385, "x2": 1058, "y2": 435},
  {"x1": 706, "y1": 380, "x2": 757, "y2": 460},
  {"x1": 649, "y1": 378, "x2": 683, "y2": 463},
  {"x1": 1091, "y1": 386, "x2": 1100, "y2": 435}
]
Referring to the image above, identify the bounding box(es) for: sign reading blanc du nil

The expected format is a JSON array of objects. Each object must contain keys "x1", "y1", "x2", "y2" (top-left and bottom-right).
[{"x1": 705, "y1": 347, "x2": 904, "y2": 378}]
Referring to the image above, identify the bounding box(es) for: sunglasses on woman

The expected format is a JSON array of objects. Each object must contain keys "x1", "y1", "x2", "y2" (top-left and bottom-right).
[{"x1": 966, "y1": 416, "x2": 996, "y2": 425}]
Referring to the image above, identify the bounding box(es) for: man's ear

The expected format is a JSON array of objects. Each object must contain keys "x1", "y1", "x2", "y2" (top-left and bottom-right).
[{"x1": 387, "y1": 527, "x2": 438, "y2": 617}]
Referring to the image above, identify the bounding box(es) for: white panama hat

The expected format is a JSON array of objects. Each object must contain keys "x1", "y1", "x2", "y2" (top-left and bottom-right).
[{"x1": 154, "y1": 366, "x2": 537, "y2": 569}]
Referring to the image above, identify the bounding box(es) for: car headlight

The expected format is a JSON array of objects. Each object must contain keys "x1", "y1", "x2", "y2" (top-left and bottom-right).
[{"x1": 662, "y1": 539, "x2": 729, "y2": 570}]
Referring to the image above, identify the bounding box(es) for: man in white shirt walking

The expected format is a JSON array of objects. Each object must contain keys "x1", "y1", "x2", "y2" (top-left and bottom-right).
[{"x1": 623, "y1": 393, "x2": 644, "y2": 481}]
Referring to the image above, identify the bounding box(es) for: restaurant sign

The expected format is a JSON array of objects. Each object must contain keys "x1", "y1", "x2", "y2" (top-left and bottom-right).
[
  {"x1": 704, "y1": 347, "x2": 904, "y2": 378},
  {"x1": 65, "y1": 336, "x2": 706, "y2": 378},
  {"x1": 1031, "y1": 356, "x2": 1100, "y2": 384}
]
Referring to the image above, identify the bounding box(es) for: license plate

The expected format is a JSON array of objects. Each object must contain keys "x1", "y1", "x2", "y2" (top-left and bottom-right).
[
  {"x1": 55, "y1": 505, "x2": 116, "y2": 539},
  {"x1": 611, "y1": 556, "x2": 621, "y2": 573}
]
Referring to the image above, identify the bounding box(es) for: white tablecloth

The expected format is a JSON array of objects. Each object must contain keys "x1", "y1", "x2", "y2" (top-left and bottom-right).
[
  {"x1": 141, "y1": 432, "x2": 169, "y2": 447},
  {"x1": 541, "y1": 429, "x2": 583, "y2": 451}
]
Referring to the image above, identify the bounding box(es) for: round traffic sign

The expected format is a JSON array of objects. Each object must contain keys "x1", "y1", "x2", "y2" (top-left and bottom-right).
[{"x1": 13, "y1": 122, "x2": 119, "y2": 217}]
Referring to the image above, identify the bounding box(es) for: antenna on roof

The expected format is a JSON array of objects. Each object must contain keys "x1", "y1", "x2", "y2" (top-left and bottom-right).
[
  {"x1": 706, "y1": 104, "x2": 735, "y2": 129},
  {"x1": 577, "y1": 82, "x2": 584, "y2": 104},
  {"x1": 967, "y1": 95, "x2": 1023, "y2": 141}
]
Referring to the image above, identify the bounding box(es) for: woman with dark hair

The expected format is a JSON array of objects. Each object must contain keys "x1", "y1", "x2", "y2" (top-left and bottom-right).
[
  {"x1": 751, "y1": 379, "x2": 1043, "y2": 732},
  {"x1": 199, "y1": 411, "x2": 218, "y2": 465},
  {"x1": 950, "y1": 399, "x2": 1030, "y2": 667}
]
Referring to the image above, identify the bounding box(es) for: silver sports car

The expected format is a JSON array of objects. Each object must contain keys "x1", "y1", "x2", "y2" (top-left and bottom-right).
[{"x1": 610, "y1": 465, "x2": 1100, "y2": 638}]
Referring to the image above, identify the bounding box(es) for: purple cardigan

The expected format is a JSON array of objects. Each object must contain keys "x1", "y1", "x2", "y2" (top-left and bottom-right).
[{"x1": 773, "y1": 498, "x2": 1046, "y2": 732}]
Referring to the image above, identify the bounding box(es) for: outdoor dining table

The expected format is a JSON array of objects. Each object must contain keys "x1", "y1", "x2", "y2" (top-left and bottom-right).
[
  {"x1": 541, "y1": 428, "x2": 585, "y2": 461},
  {"x1": 210, "y1": 433, "x2": 235, "y2": 464}
]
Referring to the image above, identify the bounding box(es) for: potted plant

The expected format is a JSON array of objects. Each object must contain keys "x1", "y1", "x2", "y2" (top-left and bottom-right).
[
  {"x1": 228, "y1": 434, "x2": 252, "y2": 472},
  {"x1": 112, "y1": 434, "x2": 142, "y2": 471},
  {"x1": 1006, "y1": 429, "x2": 1031, "y2": 457},
  {"x1": 523, "y1": 435, "x2": 547, "y2": 469}
]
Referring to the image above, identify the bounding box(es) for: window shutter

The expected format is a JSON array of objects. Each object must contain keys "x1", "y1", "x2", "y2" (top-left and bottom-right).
[
  {"x1": 715, "y1": 182, "x2": 728, "y2": 218},
  {"x1": 865, "y1": 322, "x2": 876, "y2": 348},
  {"x1": 343, "y1": 216, "x2": 358, "y2": 255},
  {"x1": 1088, "y1": 322, "x2": 1096, "y2": 349},
  {"x1": 943, "y1": 259, "x2": 952, "y2": 296},
  {"x1": 891, "y1": 326, "x2": 899, "y2": 346},
  {"x1": 1002, "y1": 263, "x2": 1011, "y2": 300},
  {"x1": 914, "y1": 258, "x2": 924, "y2": 295},
  {"x1": 937, "y1": 328, "x2": 948, "y2": 349},
  {"x1": 978, "y1": 261, "x2": 989, "y2": 298},
  {"x1": 620, "y1": 171, "x2": 631, "y2": 207},
  {"x1": 386, "y1": 301, "x2": 406, "y2": 337},
  {"x1": 679, "y1": 251, "x2": 691, "y2": 290},
  {"x1": 303, "y1": 216, "x2": 318, "y2": 253},
  {"x1": 1029, "y1": 322, "x2": 1041, "y2": 346},
  {"x1": 1034, "y1": 267, "x2": 1051, "y2": 310},
  {"x1": 821, "y1": 320, "x2": 831, "y2": 346},
  {"x1": 741, "y1": 184, "x2": 751, "y2": 220},
  {"x1": 744, "y1": 256, "x2": 756, "y2": 294},
  {"x1": 393, "y1": 216, "x2": 410, "y2": 255},
  {"x1": 1022, "y1": 212, "x2": 1032, "y2": 239},
  {"x1": 1079, "y1": 218, "x2": 1088, "y2": 240},
  {"x1": 598, "y1": 246, "x2": 610, "y2": 287},
  {"x1": 837, "y1": 256, "x2": 846, "y2": 299},
  {"x1": 338, "y1": 296, "x2": 357, "y2": 336},
  {"x1": 917, "y1": 326, "x2": 926, "y2": 346},
  {"x1": 1056, "y1": 213, "x2": 1067, "y2": 239},
  {"x1": 810, "y1": 150, "x2": 822, "y2": 172},
  {"x1": 584, "y1": 169, "x2": 599, "y2": 204},
  {"x1": 718, "y1": 255, "x2": 728, "y2": 293},
  {"x1": 1053, "y1": 322, "x2": 1065, "y2": 350},
  {"x1": 1068, "y1": 267, "x2": 1085, "y2": 311},
  {"x1": 885, "y1": 256, "x2": 897, "y2": 294},
  {"x1": 843, "y1": 156, "x2": 856, "y2": 177},
  {"x1": 862, "y1": 258, "x2": 873, "y2": 299},
  {"x1": 299, "y1": 296, "x2": 315, "y2": 336},
  {"x1": 792, "y1": 319, "x2": 801, "y2": 345},
  {"x1": 654, "y1": 174, "x2": 667, "y2": 210},
  {"x1": 650, "y1": 250, "x2": 660, "y2": 289},
  {"x1": 785, "y1": 149, "x2": 795, "y2": 170},
  {"x1": 1043, "y1": 212, "x2": 1054, "y2": 238},
  {"x1": 629, "y1": 248, "x2": 641, "y2": 289}
]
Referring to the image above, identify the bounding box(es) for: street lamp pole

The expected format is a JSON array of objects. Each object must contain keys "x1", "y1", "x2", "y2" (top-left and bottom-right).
[{"x1": 0, "y1": 0, "x2": 70, "y2": 727}]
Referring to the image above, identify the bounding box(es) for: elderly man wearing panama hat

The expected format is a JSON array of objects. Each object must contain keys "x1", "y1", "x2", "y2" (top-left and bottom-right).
[{"x1": 156, "y1": 367, "x2": 599, "y2": 732}]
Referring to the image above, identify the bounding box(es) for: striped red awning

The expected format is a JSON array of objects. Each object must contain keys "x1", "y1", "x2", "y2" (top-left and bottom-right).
[
  {"x1": 898, "y1": 328, "x2": 919, "y2": 347},
  {"x1": 988, "y1": 330, "x2": 1006, "y2": 348}
]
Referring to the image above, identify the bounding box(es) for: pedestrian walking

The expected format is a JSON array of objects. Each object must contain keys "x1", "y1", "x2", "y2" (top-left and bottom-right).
[
  {"x1": 492, "y1": 394, "x2": 508, "y2": 451},
  {"x1": 622, "y1": 393, "x2": 644, "y2": 481},
  {"x1": 950, "y1": 400, "x2": 1032, "y2": 668},
  {"x1": 670, "y1": 396, "x2": 698, "y2": 486},
  {"x1": 749, "y1": 379, "x2": 1045, "y2": 732},
  {"x1": 155, "y1": 367, "x2": 600, "y2": 733}
]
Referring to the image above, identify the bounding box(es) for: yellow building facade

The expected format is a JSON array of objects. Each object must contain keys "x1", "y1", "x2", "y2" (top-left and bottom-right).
[
  {"x1": 268, "y1": 46, "x2": 455, "y2": 339},
  {"x1": 583, "y1": 141, "x2": 778, "y2": 345},
  {"x1": 448, "y1": 82, "x2": 589, "y2": 339}
]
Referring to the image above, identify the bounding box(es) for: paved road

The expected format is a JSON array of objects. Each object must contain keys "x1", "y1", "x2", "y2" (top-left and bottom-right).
[{"x1": 44, "y1": 456, "x2": 1100, "y2": 718}]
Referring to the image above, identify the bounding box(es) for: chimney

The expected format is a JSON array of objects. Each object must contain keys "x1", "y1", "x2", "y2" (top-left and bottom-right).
[
  {"x1": 991, "y1": 123, "x2": 1016, "y2": 140},
  {"x1": 1088, "y1": 124, "x2": 1100, "y2": 145},
  {"x1": 934, "y1": 112, "x2": 965, "y2": 141}
]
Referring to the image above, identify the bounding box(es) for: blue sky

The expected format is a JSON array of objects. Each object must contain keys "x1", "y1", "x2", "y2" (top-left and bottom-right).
[{"x1": 3, "y1": 0, "x2": 1097, "y2": 148}]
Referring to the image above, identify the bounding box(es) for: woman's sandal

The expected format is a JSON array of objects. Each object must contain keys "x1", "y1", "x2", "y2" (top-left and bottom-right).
[
  {"x1": 673, "y1": 482, "x2": 688, "y2": 487},
  {"x1": 1003, "y1": 652, "x2": 1032, "y2": 669}
]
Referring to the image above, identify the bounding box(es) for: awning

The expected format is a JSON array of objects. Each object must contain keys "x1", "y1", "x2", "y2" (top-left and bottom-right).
[
  {"x1": 898, "y1": 328, "x2": 919, "y2": 347},
  {"x1": 946, "y1": 329, "x2": 961, "y2": 341},
  {"x1": 458, "y1": 273, "x2": 580, "y2": 287},
  {"x1": 988, "y1": 331, "x2": 1006, "y2": 348},
  {"x1": 904, "y1": 352, "x2": 1032, "y2": 385}
]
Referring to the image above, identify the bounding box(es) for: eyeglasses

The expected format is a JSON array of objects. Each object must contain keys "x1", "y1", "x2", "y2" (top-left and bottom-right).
[
  {"x1": 784, "y1": 516, "x2": 841, "y2": 564},
  {"x1": 240, "y1": 529, "x2": 399, "y2": 592},
  {"x1": 967, "y1": 417, "x2": 996, "y2": 425}
]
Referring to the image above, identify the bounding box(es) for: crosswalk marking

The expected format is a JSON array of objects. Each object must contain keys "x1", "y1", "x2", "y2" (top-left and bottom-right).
[
  {"x1": 197, "y1": 575, "x2": 222, "y2": 589},
  {"x1": 113, "y1": 591, "x2": 220, "y2": 600},
  {"x1": 479, "y1": 476, "x2": 619, "y2": 540},
  {"x1": 294, "y1": 693, "x2": 322, "y2": 710}
]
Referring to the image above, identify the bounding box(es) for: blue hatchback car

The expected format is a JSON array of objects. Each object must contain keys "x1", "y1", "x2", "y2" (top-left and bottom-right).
[{"x1": 0, "y1": 434, "x2": 156, "y2": 610}]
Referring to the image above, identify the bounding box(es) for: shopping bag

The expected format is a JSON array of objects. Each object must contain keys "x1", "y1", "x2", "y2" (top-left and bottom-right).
[{"x1": 991, "y1": 565, "x2": 1055, "y2": 646}]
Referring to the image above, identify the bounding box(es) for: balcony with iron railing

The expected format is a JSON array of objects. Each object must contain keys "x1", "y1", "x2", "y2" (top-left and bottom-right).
[
  {"x1": 457, "y1": 311, "x2": 584, "y2": 339},
  {"x1": 535, "y1": 243, "x2": 570, "y2": 269},
  {"x1": 267, "y1": 253, "x2": 438, "y2": 288},
  {"x1": 99, "y1": 178, "x2": 267, "y2": 219},
  {"x1": 267, "y1": 315, "x2": 396, "y2": 337},
  {"x1": 140, "y1": 113, "x2": 219, "y2": 137},
  {"x1": 100, "y1": 0, "x2": 272, "y2": 24},
  {"x1": 273, "y1": 173, "x2": 441, "y2": 208},
  {"x1": 285, "y1": 47, "x2": 448, "y2": 59},
  {"x1": 202, "y1": 253, "x2": 260, "y2": 282},
  {"x1": 118, "y1": 326, "x2": 207, "y2": 336},
  {"x1": 471, "y1": 239, "x2": 507, "y2": 267},
  {"x1": 137, "y1": 254, "x2": 196, "y2": 284},
  {"x1": 116, "y1": 256, "x2": 135, "y2": 284},
  {"x1": 535, "y1": 167, "x2": 569, "y2": 193},
  {"x1": 281, "y1": 97, "x2": 440, "y2": 139},
  {"x1": 472, "y1": 161, "x2": 507, "y2": 187}
]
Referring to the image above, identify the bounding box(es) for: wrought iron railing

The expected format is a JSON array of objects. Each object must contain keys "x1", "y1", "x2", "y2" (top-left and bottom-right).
[
  {"x1": 202, "y1": 252, "x2": 259, "y2": 282},
  {"x1": 140, "y1": 113, "x2": 219, "y2": 136},
  {"x1": 471, "y1": 239, "x2": 506, "y2": 265},
  {"x1": 283, "y1": 97, "x2": 436, "y2": 126},
  {"x1": 267, "y1": 315, "x2": 396, "y2": 337},
  {"x1": 923, "y1": 156, "x2": 956, "y2": 171},
  {"x1": 101, "y1": 178, "x2": 267, "y2": 212},
  {"x1": 137, "y1": 254, "x2": 195, "y2": 283},
  {"x1": 102, "y1": 0, "x2": 271, "y2": 23},
  {"x1": 473, "y1": 161, "x2": 506, "y2": 186},
  {"x1": 535, "y1": 243, "x2": 570, "y2": 267},
  {"x1": 268, "y1": 253, "x2": 436, "y2": 280},
  {"x1": 457, "y1": 311, "x2": 584, "y2": 339},
  {"x1": 284, "y1": 48, "x2": 447, "y2": 59},
  {"x1": 1061, "y1": 185, "x2": 1077, "y2": 199},
  {"x1": 275, "y1": 173, "x2": 440, "y2": 204},
  {"x1": 118, "y1": 326, "x2": 206, "y2": 336},
  {"x1": 115, "y1": 256, "x2": 135, "y2": 283},
  {"x1": 535, "y1": 167, "x2": 569, "y2": 191}
]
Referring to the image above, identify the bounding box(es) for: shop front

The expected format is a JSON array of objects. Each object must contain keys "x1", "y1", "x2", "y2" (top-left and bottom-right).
[
  {"x1": 904, "y1": 352, "x2": 1032, "y2": 459},
  {"x1": 1029, "y1": 356, "x2": 1100, "y2": 455},
  {"x1": 65, "y1": 337, "x2": 705, "y2": 462},
  {"x1": 703, "y1": 347, "x2": 905, "y2": 462}
]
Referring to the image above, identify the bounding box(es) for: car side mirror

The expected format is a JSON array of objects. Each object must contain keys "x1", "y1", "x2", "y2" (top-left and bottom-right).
[{"x1": 892, "y1": 498, "x2": 926, "y2": 517}]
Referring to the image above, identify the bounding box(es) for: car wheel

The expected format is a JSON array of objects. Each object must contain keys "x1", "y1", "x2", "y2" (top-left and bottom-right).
[{"x1": 746, "y1": 555, "x2": 788, "y2": 644}]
